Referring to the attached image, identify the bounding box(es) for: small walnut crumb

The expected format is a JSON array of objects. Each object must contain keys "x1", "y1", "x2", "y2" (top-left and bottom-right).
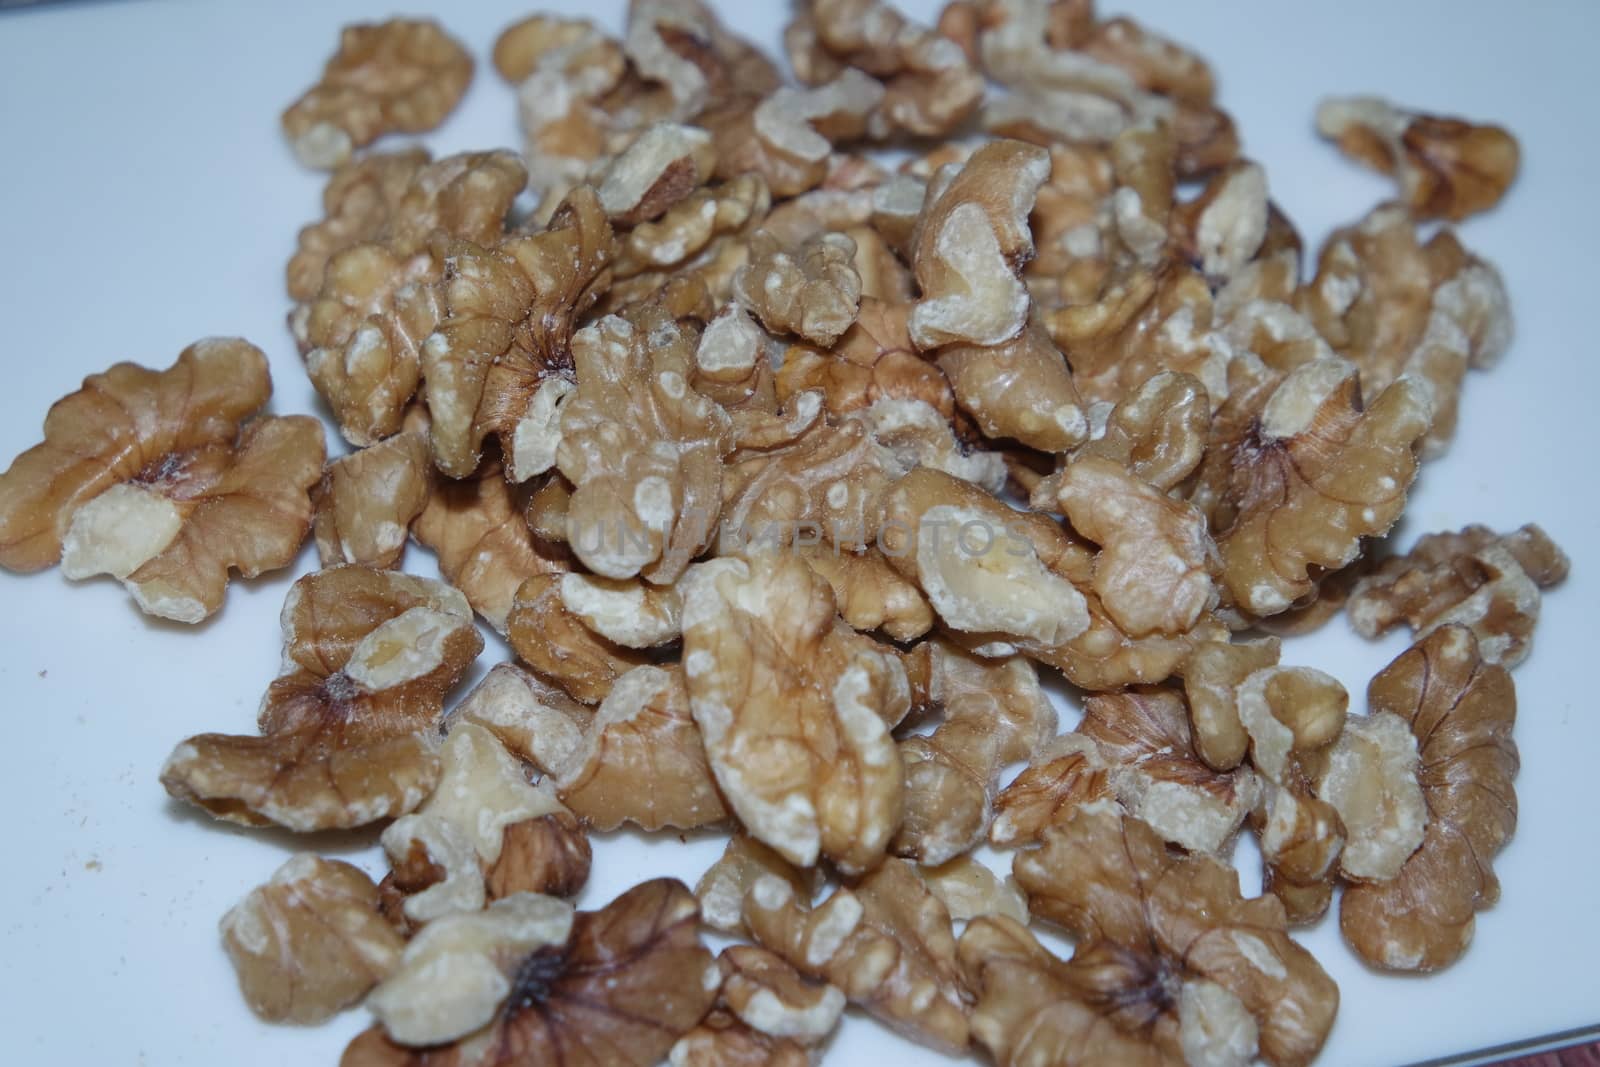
[
  {"x1": 680, "y1": 553, "x2": 906, "y2": 874},
  {"x1": 349, "y1": 880, "x2": 715, "y2": 1063},
  {"x1": 556, "y1": 313, "x2": 732, "y2": 583},
  {"x1": 910, "y1": 140, "x2": 1052, "y2": 349},
  {"x1": 735, "y1": 231, "x2": 863, "y2": 346},
  {"x1": 894, "y1": 641, "x2": 1056, "y2": 865},
  {"x1": 313, "y1": 432, "x2": 431, "y2": 569},
  {"x1": 1316, "y1": 711, "x2": 1425, "y2": 883},
  {"x1": 161, "y1": 567, "x2": 482, "y2": 831},
  {"x1": 1317, "y1": 96, "x2": 1519, "y2": 220},
  {"x1": 1341, "y1": 626, "x2": 1519, "y2": 972},
  {"x1": 744, "y1": 858, "x2": 971, "y2": 1054},
  {"x1": 412, "y1": 461, "x2": 567, "y2": 635},
  {"x1": 222, "y1": 854, "x2": 402, "y2": 1024},
  {"x1": 1347, "y1": 523, "x2": 1568, "y2": 667},
  {"x1": 282, "y1": 19, "x2": 472, "y2": 170},
  {"x1": 2, "y1": 339, "x2": 324, "y2": 622},
  {"x1": 1013, "y1": 804, "x2": 1339, "y2": 1066}
]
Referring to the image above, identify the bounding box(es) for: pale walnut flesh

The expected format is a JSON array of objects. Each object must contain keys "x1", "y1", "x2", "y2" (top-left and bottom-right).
[
  {"x1": 283, "y1": 19, "x2": 473, "y2": 170},
  {"x1": 160, "y1": 566, "x2": 482, "y2": 831},
  {"x1": 1342, "y1": 626, "x2": 1519, "y2": 972},
  {"x1": 1315, "y1": 711, "x2": 1426, "y2": 883},
  {"x1": 1013, "y1": 805, "x2": 1339, "y2": 1067},
  {"x1": 1347, "y1": 523, "x2": 1569, "y2": 668},
  {"x1": 935, "y1": 322, "x2": 1089, "y2": 453},
  {"x1": 313, "y1": 432, "x2": 431, "y2": 568},
  {"x1": 345, "y1": 880, "x2": 717, "y2": 1066},
  {"x1": 507, "y1": 573, "x2": 652, "y2": 706},
  {"x1": 680, "y1": 553, "x2": 905, "y2": 874},
  {"x1": 2, "y1": 338, "x2": 324, "y2": 623},
  {"x1": 222, "y1": 854, "x2": 403, "y2": 1024},
  {"x1": 695, "y1": 834, "x2": 814, "y2": 938},
  {"x1": 735, "y1": 231, "x2": 863, "y2": 346},
  {"x1": 1316, "y1": 96, "x2": 1519, "y2": 221},
  {"x1": 555, "y1": 313, "x2": 731, "y2": 583},
  {"x1": 743, "y1": 858, "x2": 971, "y2": 1054}
]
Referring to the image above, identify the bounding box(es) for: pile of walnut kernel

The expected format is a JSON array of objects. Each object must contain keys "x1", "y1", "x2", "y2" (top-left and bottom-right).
[{"x1": 0, "y1": 1, "x2": 1570, "y2": 1064}]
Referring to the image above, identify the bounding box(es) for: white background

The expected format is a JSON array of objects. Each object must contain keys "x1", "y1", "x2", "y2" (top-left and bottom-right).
[{"x1": 0, "y1": 1, "x2": 1595, "y2": 1063}]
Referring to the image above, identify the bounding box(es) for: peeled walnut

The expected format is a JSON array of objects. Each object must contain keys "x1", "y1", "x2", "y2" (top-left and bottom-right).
[
  {"x1": 744, "y1": 858, "x2": 971, "y2": 1054},
  {"x1": 680, "y1": 553, "x2": 907, "y2": 873},
  {"x1": 671, "y1": 944, "x2": 840, "y2": 1067},
  {"x1": 539, "y1": 665, "x2": 729, "y2": 831},
  {"x1": 1169, "y1": 160, "x2": 1270, "y2": 284},
  {"x1": 221, "y1": 854, "x2": 403, "y2": 1024},
  {"x1": 916, "y1": 856, "x2": 1029, "y2": 924},
  {"x1": 380, "y1": 722, "x2": 585, "y2": 925},
  {"x1": 704, "y1": 71, "x2": 884, "y2": 199},
  {"x1": 670, "y1": 1013, "x2": 811, "y2": 1067},
  {"x1": 894, "y1": 642, "x2": 1057, "y2": 865},
  {"x1": 556, "y1": 313, "x2": 731, "y2": 583},
  {"x1": 614, "y1": 174, "x2": 771, "y2": 283},
  {"x1": 695, "y1": 834, "x2": 814, "y2": 937},
  {"x1": 1299, "y1": 204, "x2": 1511, "y2": 456},
  {"x1": 990, "y1": 733, "x2": 1113, "y2": 848},
  {"x1": 289, "y1": 149, "x2": 430, "y2": 304},
  {"x1": 423, "y1": 187, "x2": 615, "y2": 480},
  {"x1": 1182, "y1": 637, "x2": 1284, "y2": 771},
  {"x1": 935, "y1": 321, "x2": 1089, "y2": 453},
  {"x1": 161, "y1": 567, "x2": 482, "y2": 831},
  {"x1": 0, "y1": 339, "x2": 323, "y2": 622},
  {"x1": 597, "y1": 122, "x2": 718, "y2": 225},
  {"x1": 721, "y1": 404, "x2": 897, "y2": 551},
  {"x1": 1039, "y1": 457, "x2": 1218, "y2": 639},
  {"x1": 1341, "y1": 626, "x2": 1518, "y2": 971},
  {"x1": 507, "y1": 573, "x2": 651, "y2": 705},
  {"x1": 776, "y1": 299, "x2": 952, "y2": 416},
  {"x1": 448, "y1": 663, "x2": 588, "y2": 776},
  {"x1": 282, "y1": 19, "x2": 472, "y2": 169},
  {"x1": 1317, "y1": 96, "x2": 1519, "y2": 221},
  {"x1": 412, "y1": 461, "x2": 566, "y2": 634},
  {"x1": 797, "y1": 543, "x2": 934, "y2": 642},
  {"x1": 788, "y1": 0, "x2": 984, "y2": 138},
  {"x1": 624, "y1": 0, "x2": 782, "y2": 122},
  {"x1": 1316, "y1": 711, "x2": 1425, "y2": 883},
  {"x1": 693, "y1": 304, "x2": 779, "y2": 414},
  {"x1": 734, "y1": 231, "x2": 862, "y2": 346},
  {"x1": 1013, "y1": 804, "x2": 1339, "y2": 1066},
  {"x1": 909, "y1": 140, "x2": 1052, "y2": 349},
  {"x1": 1210, "y1": 359, "x2": 1430, "y2": 618},
  {"x1": 1052, "y1": 370, "x2": 1210, "y2": 492},
  {"x1": 862, "y1": 398, "x2": 1008, "y2": 494},
  {"x1": 313, "y1": 432, "x2": 431, "y2": 568},
  {"x1": 347, "y1": 880, "x2": 717, "y2": 1065},
  {"x1": 1347, "y1": 523, "x2": 1569, "y2": 668}
]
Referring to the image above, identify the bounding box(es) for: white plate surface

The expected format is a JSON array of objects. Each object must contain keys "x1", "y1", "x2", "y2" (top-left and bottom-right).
[{"x1": 0, "y1": 1, "x2": 1595, "y2": 1063}]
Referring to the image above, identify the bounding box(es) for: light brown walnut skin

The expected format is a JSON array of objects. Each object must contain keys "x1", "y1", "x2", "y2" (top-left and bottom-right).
[
  {"x1": 797, "y1": 543, "x2": 934, "y2": 642},
  {"x1": 413, "y1": 461, "x2": 567, "y2": 635},
  {"x1": 1182, "y1": 637, "x2": 1282, "y2": 772},
  {"x1": 161, "y1": 566, "x2": 483, "y2": 831},
  {"x1": 1015, "y1": 805, "x2": 1339, "y2": 1067},
  {"x1": 735, "y1": 231, "x2": 863, "y2": 346},
  {"x1": 289, "y1": 149, "x2": 430, "y2": 304},
  {"x1": 990, "y1": 733, "x2": 1113, "y2": 849},
  {"x1": 1347, "y1": 523, "x2": 1569, "y2": 668},
  {"x1": 1033, "y1": 370, "x2": 1209, "y2": 495},
  {"x1": 935, "y1": 320, "x2": 1089, "y2": 453},
  {"x1": 507, "y1": 573, "x2": 651, "y2": 706},
  {"x1": 1316, "y1": 96, "x2": 1519, "y2": 221},
  {"x1": 314, "y1": 432, "x2": 431, "y2": 569},
  {"x1": 670, "y1": 1012, "x2": 811, "y2": 1067},
  {"x1": 222, "y1": 854, "x2": 403, "y2": 1024},
  {"x1": 342, "y1": 879, "x2": 718, "y2": 1067},
  {"x1": 1342, "y1": 625, "x2": 1519, "y2": 972},
  {"x1": 695, "y1": 834, "x2": 816, "y2": 938},
  {"x1": 776, "y1": 298, "x2": 956, "y2": 420},
  {"x1": 680, "y1": 552, "x2": 906, "y2": 874},
  {"x1": 283, "y1": 19, "x2": 473, "y2": 170},
  {"x1": 0, "y1": 338, "x2": 324, "y2": 623},
  {"x1": 744, "y1": 857, "x2": 971, "y2": 1055}
]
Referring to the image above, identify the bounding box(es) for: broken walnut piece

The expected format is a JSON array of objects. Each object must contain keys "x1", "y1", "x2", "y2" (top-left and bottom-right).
[
  {"x1": 1057, "y1": 370, "x2": 1210, "y2": 493},
  {"x1": 1211, "y1": 358, "x2": 1430, "y2": 618},
  {"x1": 222, "y1": 854, "x2": 403, "y2": 1025},
  {"x1": 1182, "y1": 637, "x2": 1283, "y2": 772},
  {"x1": 347, "y1": 879, "x2": 717, "y2": 1066},
  {"x1": 1014, "y1": 804, "x2": 1339, "y2": 1067},
  {"x1": 775, "y1": 298, "x2": 953, "y2": 419},
  {"x1": 680, "y1": 552, "x2": 907, "y2": 873},
  {"x1": 313, "y1": 431, "x2": 432, "y2": 569},
  {"x1": 423, "y1": 187, "x2": 615, "y2": 481},
  {"x1": 1347, "y1": 523, "x2": 1569, "y2": 668},
  {"x1": 380, "y1": 722, "x2": 584, "y2": 925},
  {"x1": 935, "y1": 320, "x2": 1090, "y2": 453},
  {"x1": 798, "y1": 543, "x2": 934, "y2": 643},
  {"x1": 695, "y1": 834, "x2": 815, "y2": 938},
  {"x1": 597, "y1": 122, "x2": 718, "y2": 225},
  {"x1": 614, "y1": 173, "x2": 771, "y2": 284},
  {"x1": 990, "y1": 732, "x2": 1113, "y2": 848},
  {"x1": 717, "y1": 945, "x2": 845, "y2": 1045},
  {"x1": 161, "y1": 566, "x2": 482, "y2": 831},
  {"x1": 669, "y1": 1013, "x2": 810, "y2": 1067},
  {"x1": 744, "y1": 857, "x2": 971, "y2": 1054},
  {"x1": 1341, "y1": 625, "x2": 1518, "y2": 972},
  {"x1": 916, "y1": 856, "x2": 1030, "y2": 925},
  {"x1": 282, "y1": 19, "x2": 472, "y2": 170},
  {"x1": 506, "y1": 573, "x2": 652, "y2": 705},
  {"x1": 556, "y1": 312, "x2": 732, "y2": 583},
  {"x1": 288, "y1": 149, "x2": 430, "y2": 304},
  {"x1": 734, "y1": 231, "x2": 863, "y2": 346},
  {"x1": 1315, "y1": 710, "x2": 1426, "y2": 883},
  {"x1": 412, "y1": 461, "x2": 566, "y2": 635},
  {"x1": 893, "y1": 641, "x2": 1057, "y2": 866},
  {"x1": 909, "y1": 139, "x2": 1052, "y2": 350},
  {"x1": 1317, "y1": 96, "x2": 1519, "y2": 221},
  {"x1": 3, "y1": 338, "x2": 324, "y2": 622},
  {"x1": 703, "y1": 70, "x2": 885, "y2": 199}
]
